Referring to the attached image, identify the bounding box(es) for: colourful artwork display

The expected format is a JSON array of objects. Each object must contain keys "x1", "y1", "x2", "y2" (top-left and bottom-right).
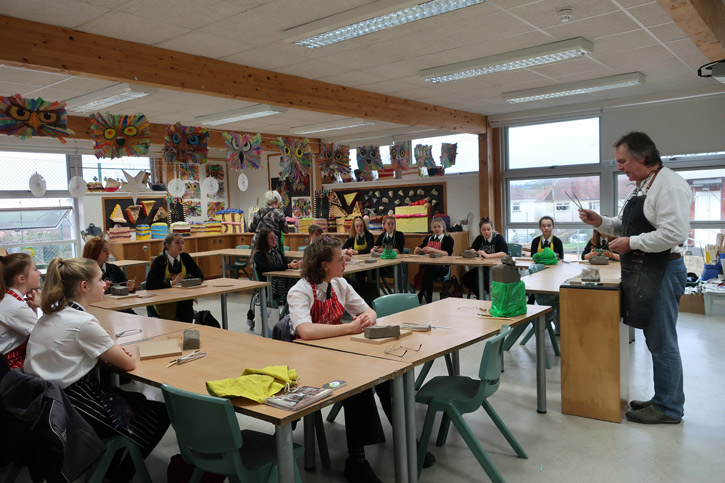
[
  {"x1": 292, "y1": 197, "x2": 312, "y2": 218},
  {"x1": 184, "y1": 181, "x2": 200, "y2": 198},
  {"x1": 207, "y1": 201, "x2": 225, "y2": 218},
  {"x1": 319, "y1": 143, "x2": 351, "y2": 177},
  {"x1": 182, "y1": 199, "x2": 202, "y2": 217},
  {"x1": 224, "y1": 132, "x2": 262, "y2": 171},
  {"x1": 0, "y1": 94, "x2": 74, "y2": 143},
  {"x1": 163, "y1": 122, "x2": 209, "y2": 164},
  {"x1": 440, "y1": 142, "x2": 458, "y2": 168},
  {"x1": 89, "y1": 112, "x2": 150, "y2": 158},
  {"x1": 273, "y1": 137, "x2": 311, "y2": 192},
  {"x1": 179, "y1": 162, "x2": 199, "y2": 181},
  {"x1": 414, "y1": 144, "x2": 435, "y2": 169},
  {"x1": 275, "y1": 178, "x2": 291, "y2": 210},
  {"x1": 206, "y1": 164, "x2": 225, "y2": 181},
  {"x1": 389, "y1": 143, "x2": 410, "y2": 170},
  {"x1": 356, "y1": 145, "x2": 383, "y2": 174}
]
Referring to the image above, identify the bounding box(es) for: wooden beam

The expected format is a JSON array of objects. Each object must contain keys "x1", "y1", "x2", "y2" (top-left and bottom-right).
[
  {"x1": 478, "y1": 132, "x2": 494, "y2": 223},
  {"x1": 0, "y1": 15, "x2": 488, "y2": 134},
  {"x1": 657, "y1": 0, "x2": 725, "y2": 61},
  {"x1": 491, "y1": 126, "x2": 504, "y2": 229}
]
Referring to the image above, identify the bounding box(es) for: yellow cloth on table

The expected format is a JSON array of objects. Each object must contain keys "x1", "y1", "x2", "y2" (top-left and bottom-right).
[{"x1": 205, "y1": 365, "x2": 299, "y2": 403}]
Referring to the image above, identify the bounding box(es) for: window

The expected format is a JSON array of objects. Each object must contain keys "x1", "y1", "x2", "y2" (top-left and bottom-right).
[
  {"x1": 409, "y1": 133, "x2": 479, "y2": 174},
  {"x1": 0, "y1": 151, "x2": 69, "y2": 190},
  {"x1": 81, "y1": 155, "x2": 151, "y2": 184},
  {"x1": 556, "y1": 202, "x2": 570, "y2": 211},
  {"x1": 508, "y1": 176, "x2": 600, "y2": 223},
  {"x1": 507, "y1": 118, "x2": 599, "y2": 169}
]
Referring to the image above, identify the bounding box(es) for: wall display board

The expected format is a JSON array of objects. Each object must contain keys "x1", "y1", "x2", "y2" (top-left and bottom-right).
[
  {"x1": 271, "y1": 176, "x2": 310, "y2": 217},
  {"x1": 329, "y1": 182, "x2": 446, "y2": 218},
  {"x1": 102, "y1": 195, "x2": 167, "y2": 232},
  {"x1": 165, "y1": 161, "x2": 229, "y2": 221}
]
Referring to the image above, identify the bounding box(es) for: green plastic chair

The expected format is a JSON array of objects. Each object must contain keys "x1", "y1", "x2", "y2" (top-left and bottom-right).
[
  {"x1": 228, "y1": 245, "x2": 251, "y2": 280},
  {"x1": 508, "y1": 243, "x2": 522, "y2": 257},
  {"x1": 88, "y1": 436, "x2": 152, "y2": 483},
  {"x1": 139, "y1": 281, "x2": 158, "y2": 318},
  {"x1": 161, "y1": 383, "x2": 304, "y2": 483},
  {"x1": 298, "y1": 245, "x2": 308, "y2": 251},
  {"x1": 283, "y1": 246, "x2": 291, "y2": 252},
  {"x1": 253, "y1": 264, "x2": 289, "y2": 320},
  {"x1": 416, "y1": 325, "x2": 527, "y2": 481}
]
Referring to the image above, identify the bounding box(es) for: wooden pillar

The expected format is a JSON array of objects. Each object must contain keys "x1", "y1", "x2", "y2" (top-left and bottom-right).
[{"x1": 478, "y1": 125, "x2": 504, "y2": 228}]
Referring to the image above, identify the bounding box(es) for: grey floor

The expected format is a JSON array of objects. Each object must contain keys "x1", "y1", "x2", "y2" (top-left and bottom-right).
[{"x1": 11, "y1": 291, "x2": 725, "y2": 482}]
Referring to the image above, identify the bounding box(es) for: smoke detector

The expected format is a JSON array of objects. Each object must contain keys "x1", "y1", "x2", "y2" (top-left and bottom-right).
[{"x1": 558, "y1": 7, "x2": 573, "y2": 23}]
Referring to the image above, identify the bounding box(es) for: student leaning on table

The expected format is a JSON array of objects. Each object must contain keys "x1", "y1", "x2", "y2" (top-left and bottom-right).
[
  {"x1": 146, "y1": 232, "x2": 204, "y2": 322},
  {"x1": 580, "y1": 131, "x2": 690, "y2": 425},
  {"x1": 414, "y1": 217, "x2": 454, "y2": 304},
  {"x1": 24, "y1": 257, "x2": 169, "y2": 482},
  {"x1": 82, "y1": 236, "x2": 136, "y2": 293},
  {"x1": 462, "y1": 216, "x2": 509, "y2": 297},
  {"x1": 0, "y1": 253, "x2": 41, "y2": 369}
]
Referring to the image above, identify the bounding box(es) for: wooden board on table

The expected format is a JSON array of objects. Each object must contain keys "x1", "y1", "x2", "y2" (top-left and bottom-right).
[
  {"x1": 350, "y1": 329, "x2": 412, "y2": 345},
  {"x1": 138, "y1": 339, "x2": 182, "y2": 360}
]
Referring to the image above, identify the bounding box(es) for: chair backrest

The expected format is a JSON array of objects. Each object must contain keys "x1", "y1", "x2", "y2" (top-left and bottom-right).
[
  {"x1": 298, "y1": 245, "x2": 308, "y2": 251},
  {"x1": 508, "y1": 243, "x2": 522, "y2": 257},
  {"x1": 161, "y1": 383, "x2": 245, "y2": 476},
  {"x1": 477, "y1": 324, "x2": 511, "y2": 396},
  {"x1": 527, "y1": 263, "x2": 547, "y2": 274},
  {"x1": 402, "y1": 248, "x2": 411, "y2": 254},
  {"x1": 284, "y1": 246, "x2": 291, "y2": 252},
  {"x1": 236, "y1": 245, "x2": 250, "y2": 249},
  {"x1": 372, "y1": 293, "x2": 419, "y2": 317}
]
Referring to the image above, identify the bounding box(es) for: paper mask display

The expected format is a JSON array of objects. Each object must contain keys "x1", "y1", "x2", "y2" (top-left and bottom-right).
[
  {"x1": 163, "y1": 123, "x2": 209, "y2": 164},
  {"x1": 414, "y1": 144, "x2": 435, "y2": 169},
  {"x1": 273, "y1": 137, "x2": 311, "y2": 192},
  {"x1": 389, "y1": 143, "x2": 410, "y2": 170},
  {"x1": 440, "y1": 142, "x2": 458, "y2": 168},
  {"x1": 0, "y1": 94, "x2": 74, "y2": 143},
  {"x1": 356, "y1": 145, "x2": 383, "y2": 174},
  {"x1": 319, "y1": 143, "x2": 351, "y2": 177},
  {"x1": 89, "y1": 113, "x2": 150, "y2": 159},
  {"x1": 224, "y1": 132, "x2": 262, "y2": 171}
]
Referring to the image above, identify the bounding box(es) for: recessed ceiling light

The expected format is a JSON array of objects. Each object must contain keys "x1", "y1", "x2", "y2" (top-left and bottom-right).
[
  {"x1": 194, "y1": 105, "x2": 288, "y2": 126},
  {"x1": 65, "y1": 84, "x2": 153, "y2": 112},
  {"x1": 503, "y1": 73, "x2": 646, "y2": 103}
]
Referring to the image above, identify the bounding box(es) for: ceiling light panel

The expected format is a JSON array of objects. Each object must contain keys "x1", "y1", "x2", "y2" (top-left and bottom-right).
[
  {"x1": 291, "y1": 119, "x2": 375, "y2": 135},
  {"x1": 194, "y1": 105, "x2": 288, "y2": 126},
  {"x1": 65, "y1": 84, "x2": 152, "y2": 112},
  {"x1": 421, "y1": 37, "x2": 594, "y2": 83},
  {"x1": 287, "y1": 0, "x2": 487, "y2": 48},
  {"x1": 503, "y1": 73, "x2": 646, "y2": 104}
]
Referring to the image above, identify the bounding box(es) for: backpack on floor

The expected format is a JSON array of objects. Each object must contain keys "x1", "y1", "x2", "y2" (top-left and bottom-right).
[{"x1": 440, "y1": 275, "x2": 463, "y2": 299}]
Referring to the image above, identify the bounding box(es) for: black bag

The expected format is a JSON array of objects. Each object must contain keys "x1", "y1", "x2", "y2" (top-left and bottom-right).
[
  {"x1": 440, "y1": 275, "x2": 463, "y2": 299},
  {"x1": 193, "y1": 310, "x2": 220, "y2": 329}
]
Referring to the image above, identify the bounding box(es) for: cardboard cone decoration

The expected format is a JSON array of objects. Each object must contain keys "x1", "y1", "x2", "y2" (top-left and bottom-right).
[
  {"x1": 110, "y1": 204, "x2": 126, "y2": 223},
  {"x1": 125, "y1": 205, "x2": 142, "y2": 224}
]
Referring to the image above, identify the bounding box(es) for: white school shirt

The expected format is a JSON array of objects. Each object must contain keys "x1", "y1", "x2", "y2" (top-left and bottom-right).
[
  {"x1": 598, "y1": 167, "x2": 691, "y2": 254},
  {"x1": 0, "y1": 288, "x2": 37, "y2": 353},
  {"x1": 25, "y1": 305, "x2": 114, "y2": 388},
  {"x1": 287, "y1": 277, "x2": 369, "y2": 335}
]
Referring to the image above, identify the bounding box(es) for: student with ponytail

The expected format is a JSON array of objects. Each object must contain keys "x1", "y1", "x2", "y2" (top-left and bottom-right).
[
  {"x1": 25, "y1": 257, "x2": 169, "y2": 482},
  {"x1": 0, "y1": 252, "x2": 41, "y2": 369}
]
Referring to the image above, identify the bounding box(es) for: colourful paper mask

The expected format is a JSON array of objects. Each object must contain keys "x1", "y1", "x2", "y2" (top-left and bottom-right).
[
  {"x1": 440, "y1": 143, "x2": 458, "y2": 168},
  {"x1": 273, "y1": 137, "x2": 311, "y2": 192},
  {"x1": 414, "y1": 144, "x2": 435, "y2": 169},
  {"x1": 389, "y1": 143, "x2": 410, "y2": 170},
  {"x1": 224, "y1": 131, "x2": 262, "y2": 170},
  {"x1": 0, "y1": 94, "x2": 74, "y2": 143},
  {"x1": 90, "y1": 112, "x2": 150, "y2": 158},
  {"x1": 356, "y1": 145, "x2": 383, "y2": 174},
  {"x1": 163, "y1": 122, "x2": 209, "y2": 164},
  {"x1": 319, "y1": 143, "x2": 351, "y2": 177}
]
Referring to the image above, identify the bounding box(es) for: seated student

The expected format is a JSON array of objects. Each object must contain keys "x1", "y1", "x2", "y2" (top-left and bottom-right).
[
  {"x1": 582, "y1": 230, "x2": 620, "y2": 261},
  {"x1": 82, "y1": 237, "x2": 136, "y2": 293},
  {"x1": 462, "y1": 217, "x2": 509, "y2": 297},
  {"x1": 0, "y1": 253, "x2": 41, "y2": 369},
  {"x1": 371, "y1": 215, "x2": 406, "y2": 289},
  {"x1": 25, "y1": 257, "x2": 169, "y2": 482},
  {"x1": 287, "y1": 237, "x2": 389, "y2": 483},
  {"x1": 253, "y1": 228, "x2": 300, "y2": 299},
  {"x1": 414, "y1": 217, "x2": 454, "y2": 304},
  {"x1": 531, "y1": 216, "x2": 564, "y2": 260},
  {"x1": 146, "y1": 233, "x2": 204, "y2": 322},
  {"x1": 342, "y1": 216, "x2": 375, "y2": 256},
  {"x1": 307, "y1": 223, "x2": 324, "y2": 245}
]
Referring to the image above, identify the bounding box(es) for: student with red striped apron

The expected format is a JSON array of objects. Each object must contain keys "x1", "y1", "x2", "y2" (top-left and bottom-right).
[
  {"x1": 0, "y1": 253, "x2": 41, "y2": 370},
  {"x1": 414, "y1": 218, "x2": 454, "y2": 304}
]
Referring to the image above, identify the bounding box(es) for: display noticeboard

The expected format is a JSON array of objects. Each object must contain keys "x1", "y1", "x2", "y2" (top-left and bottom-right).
[
  {"x1": 329, "y1": 182, "x2": 446, "y2": 218},
  {"x1": 102, "y1": 195, "x2": 168, "y2": 232}
]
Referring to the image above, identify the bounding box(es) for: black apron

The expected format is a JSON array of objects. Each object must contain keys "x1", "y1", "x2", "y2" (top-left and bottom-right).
[{"x1": 619, "y1": 169, "x2": 670, "y2": 329}]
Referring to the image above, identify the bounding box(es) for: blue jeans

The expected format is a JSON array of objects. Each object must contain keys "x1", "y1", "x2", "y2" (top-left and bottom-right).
[{"x1": 642, "y1": 258, "x2": 686, "y2": 419}]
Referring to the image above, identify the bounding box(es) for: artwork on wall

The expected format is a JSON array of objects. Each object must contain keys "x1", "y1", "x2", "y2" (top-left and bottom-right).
[
  {"x1": 163, "y1": 122, "x2": 209, "y2": 164},
  {"x1": 329, "y1": 182, "x2": 446, "y2": 218},
  {"x1": 179, "y1": 162, "x2": 199, "y2": 180},
  {"x1": 356, "y1": 145, "x2": 383, "y2": 175},
  {"x1": 414, "y1": 144, "x2": 435, "y2": 169},
  {"x1": 273, "y1": 137, "x2": 311, "y2": 192},
  {"x1": 224, "y1": 132, "x2": 262, "y2": 170},
  {"x1": 0, "y1": 94, "x2": 74, "y2": 143},
  {"x1": 184, "y1": 181, "x2": 200, "y2": 198},
  {"x1": 270, "y1": 176, "x2": 311, "y2": 217},
  {"x1": 292, "y1": 197, "x2": 312, "y2": 218},
  {"x1": 319, "y1": 143, "x2": 351, "y2": 180},
  {"x1": 440, "y1": 143, "x2": 458, "y2": 168},
  {"x1": 389, "y1": 143, "x2": 410, "y2": 171},
  {"x1": 207, "y1": 201, "x2": 225, "y2": 218},
  {"x1": 89, "y1": 112, "x2": 150, "y2": 158},
  {"x1": 182, "y1": 199, "x2": 202, "y2": 217}
]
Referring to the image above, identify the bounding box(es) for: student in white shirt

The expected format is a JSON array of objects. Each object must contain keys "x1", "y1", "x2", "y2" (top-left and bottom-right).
[
  {"x1": 0, "y1": 252, "x2": 41, "y2": 369},
  {"x1": 25, "y1": 257, "x2": 169, "y2": 482}
]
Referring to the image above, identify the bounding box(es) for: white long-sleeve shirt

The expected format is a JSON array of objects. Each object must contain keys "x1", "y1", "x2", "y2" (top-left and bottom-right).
[
  {"x1": 598, "y1": 167, "x2": 691, "y2": 254},
  {"x1": 287, "y1": 277, "x2": 369, "y2": 335},
  {"x1": 0, "y1": 288, "x2": 37, "y2": 353}
]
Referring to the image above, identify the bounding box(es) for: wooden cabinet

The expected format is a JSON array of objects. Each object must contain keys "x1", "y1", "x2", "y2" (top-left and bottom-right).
[
  {"x1": 109, "y1": 239, "x2": 162, "y2": 284},
  {"x1": 193, "y1": 235, "x2": 234, "y2": 279}
]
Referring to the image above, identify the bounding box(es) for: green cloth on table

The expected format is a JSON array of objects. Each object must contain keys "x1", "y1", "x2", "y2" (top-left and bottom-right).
[
  {"x1": 532, "y1": 247, "x2": 559, "y2": 265},
  {"x1": 206, "y1": 365, "x2": 299, "y2": 403},
  {"x1": 490, "y1": 280, "x2": 527, "y2": 318}
]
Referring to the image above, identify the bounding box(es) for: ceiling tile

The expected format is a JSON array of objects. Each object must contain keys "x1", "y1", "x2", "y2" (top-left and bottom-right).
[
  {"x1": 273, "y1": 60, "x2": 349, "y2": 79},
  {"x1": 0, "y1": 0, "x2": 110, "y2": 28},
  {"x1": 317, "y1": 70, "x2": 384, "y2": 88},
  {"x1": 508, "y1": 0, "x2": 619, "y2": 30},
  {"x1": 626, "y1": 2, "x2": 674, "y2": 27},
  {"x1": 155, "y1": 31, "x2": 255, "y2": 59},
  {"x1": 592, "y1": 29, "x2": 659, "y2": 54},
  {"x1": 76, "y1": 10, "x2": 188, "y2": 44},
  {"x1": 0, "y1": 66, "x2": 70, "y2": 87},
  {"x1": 648, "y1": 22, "x2": 689, "y2": 43},
  {"x1": 664, "y1": 39, "x2": 711, "y2": 71},
  {"x1": 0, "y1": 81, "x2": 43, "y2": 97},
  {"x1": 53, "y1": 76, "x2": 118, "y2": 92},
  {"x1": 528, "y1": 56, "x2": 613, "y2": 79},
  {"x1": 543, "y1": 11, "x2": 640, "y2": 39},
  {"x1": 221, "y1": 47, "x2": 310, "y2": 71},
  {"x1": 117, "y1": 0, "x2": 252, "y2": 30}
]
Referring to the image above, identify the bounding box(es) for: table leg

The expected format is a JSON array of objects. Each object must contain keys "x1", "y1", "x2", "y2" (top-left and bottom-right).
[
  {"x1": 303, "y1": 414, "x2": 316, "y2": 470},
  {"x1": 535, "y1": 314, "x2": 547, "y2": 413},
  {"x1": 376, "y1": 267, "x2": 381, "y2": 295},
  {"x1": 478, "y1": 266, "x2": 485, "y2": 300},
  {"x1": 275, "y1": 423, "x2": 295, "y2": 483},
  {"x1": 403, "y1": 371, "x2": 417, "y2": 483},
  {"x1": 221, "y1": 255, "x2": 227, "y2": 279},
  {"x1": 394, "y1": 264, "x2": 400, "y2": 294},
  {"x1": 259, "y1": 284, "x2": 269, "y2": 338},
  {"x1": 266, "y1": 275, "x2": 273, "y2": 309},
  {"x1": 220, "y1": 293, "x2": 228, "y2": 330},
  {"x1": 392, "y1": 375, "x2": 409, "y2": 483},
  {"x1": 122, "y1": 266, "x2": 128, "y2": 278},
  {"x1": 451, "y1": 351, "x2": 460, "y2": 375}
]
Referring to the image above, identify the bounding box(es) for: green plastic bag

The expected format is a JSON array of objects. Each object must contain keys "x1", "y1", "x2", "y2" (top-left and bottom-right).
[
  {"x1": 532, "y1": 246, "x2": 558, "y2": 265},
  {"x1": 490, "y1": 280, "x2": 527, "y2": 318}
]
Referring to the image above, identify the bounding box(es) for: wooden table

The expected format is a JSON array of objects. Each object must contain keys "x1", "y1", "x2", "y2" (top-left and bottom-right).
[
  {"x1": 192, "y1": 248, "x2": 305, "y2": 279},
  {"x1": 296, "y1": 298, "x2": 552, "y2": 480},
  {"x1": 522, "y1": 260, "x2": 621, "y2": 294},
  {"x1": 90, "y1": 278, "x2": 270, "y2": 333},
  {"x1": 90, "y1": 309, "x2": 411, "y2": 483}
]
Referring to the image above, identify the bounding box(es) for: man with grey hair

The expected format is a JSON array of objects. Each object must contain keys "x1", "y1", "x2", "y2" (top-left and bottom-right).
[{"x1": 579, "y1": 131, "x2": 690, "y2": 424}]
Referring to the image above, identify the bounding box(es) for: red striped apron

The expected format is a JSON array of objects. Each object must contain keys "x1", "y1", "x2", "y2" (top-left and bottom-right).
[
  {"x1": 427, "y1": 238, "x2": 442, "y2": 251},
  {"x1": 309, "y1": 282, "x2": 345, "y2": 325},
  {"x1": 3, "y1": 289, "x2": 28, "y2": 370}
]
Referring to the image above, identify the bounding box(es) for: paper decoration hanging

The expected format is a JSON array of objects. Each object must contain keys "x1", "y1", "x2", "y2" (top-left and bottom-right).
[
  {"x1": 356, "y1": 146, "x2": 383, "y2": 174},
  {"x1": 28, "y1": 173, "x2": 46, "y2": 197},
  {"x1": 273, "y1": 137, "x2": 311, "y2": 192},
  {"x1": 121, "y1": 170, "x2": 151, "y2": 204},
  {"x1": 389, "y1": 143, "x2": 410, "y2": 170},
  {"x1": 167, "y1": 178, "x2": 185, "y2": 198},
  {"x1": 201, "y1": 176, "x2": 219, "y2": 196},
  {"x1": 89, "y1": 112, "x2": 150, "y2": 159},
  {"x1": 163, "y1": 123, "x2": 209, "y2": 164},
  {"x1": 343, "y1": 192, "x2": 358, "y2": 205},
  {"x1": 68, "y1": 175, "x2": 87, "y2": 198},
  {"x1": 0, "y1": 94, "x2": 74, "y2": 143},
  {"x1": 224, "y1": 132, "x2": 262, "y2": 170},
  {"x1": 238, "y1": 173, "x2": 249, "y2": 192},
  {"x1": 440, "y1": 143, "x2": 458, "y2": 168},
  {"x1": 110, "y1": 204, "x2": 126, "y2": 223},
  {"x1": 414, "y1": 144, "x2": 435, "y2": 169},
  {"x1": 318, "y1": 143, "x2": 351, "y2": 178}
]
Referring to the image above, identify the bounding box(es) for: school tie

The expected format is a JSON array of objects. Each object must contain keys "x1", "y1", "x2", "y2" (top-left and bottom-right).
[
  {"x1": 171, "y1": 258, "x2": 181, "y2": 272},
  {"x1": 542, "y1": 240, "x2": 550, "y2": 249}
]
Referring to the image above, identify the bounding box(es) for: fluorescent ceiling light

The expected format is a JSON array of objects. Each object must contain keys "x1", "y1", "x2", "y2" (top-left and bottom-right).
[
  {"x1": 194, "y1": 105, "x2": 288, "y2": 126},
  {"x1": 65, "y1": 84, "x2": 152, "y2": 112},
  {"x1": 287, "y1": 0, "x2": 487, "y2": 48},
  {"x1": 422, "y1": 37, "x2": 593, "y2": 83},
  {"x1": 503, "y1": 73, "x2": 646, "y2": 104},
  {"x1": 291, "y1": 119, "x2": 375, "y2": 135}
]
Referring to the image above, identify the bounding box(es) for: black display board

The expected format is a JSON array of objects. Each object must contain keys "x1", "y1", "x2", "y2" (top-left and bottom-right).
[
  {"x1": 330, "y1": 182, "x2": 446, "y2": 218},
  {"x1": 102, "y1": 195, "x2": 168, "y2": 232}
]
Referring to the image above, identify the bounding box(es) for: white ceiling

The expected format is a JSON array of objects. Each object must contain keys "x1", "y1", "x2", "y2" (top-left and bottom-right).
[{"x1": 0, "y1": 0, "x2": 722, "y2": 143}]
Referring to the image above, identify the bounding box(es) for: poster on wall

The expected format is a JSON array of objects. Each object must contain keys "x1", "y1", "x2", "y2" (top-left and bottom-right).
[
  {"x1": 174, "y1": 160, "x2": 228, "y2": 222},
  {"x1": 271, "y1": 176, "x2": 310, "y2": 217}
]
